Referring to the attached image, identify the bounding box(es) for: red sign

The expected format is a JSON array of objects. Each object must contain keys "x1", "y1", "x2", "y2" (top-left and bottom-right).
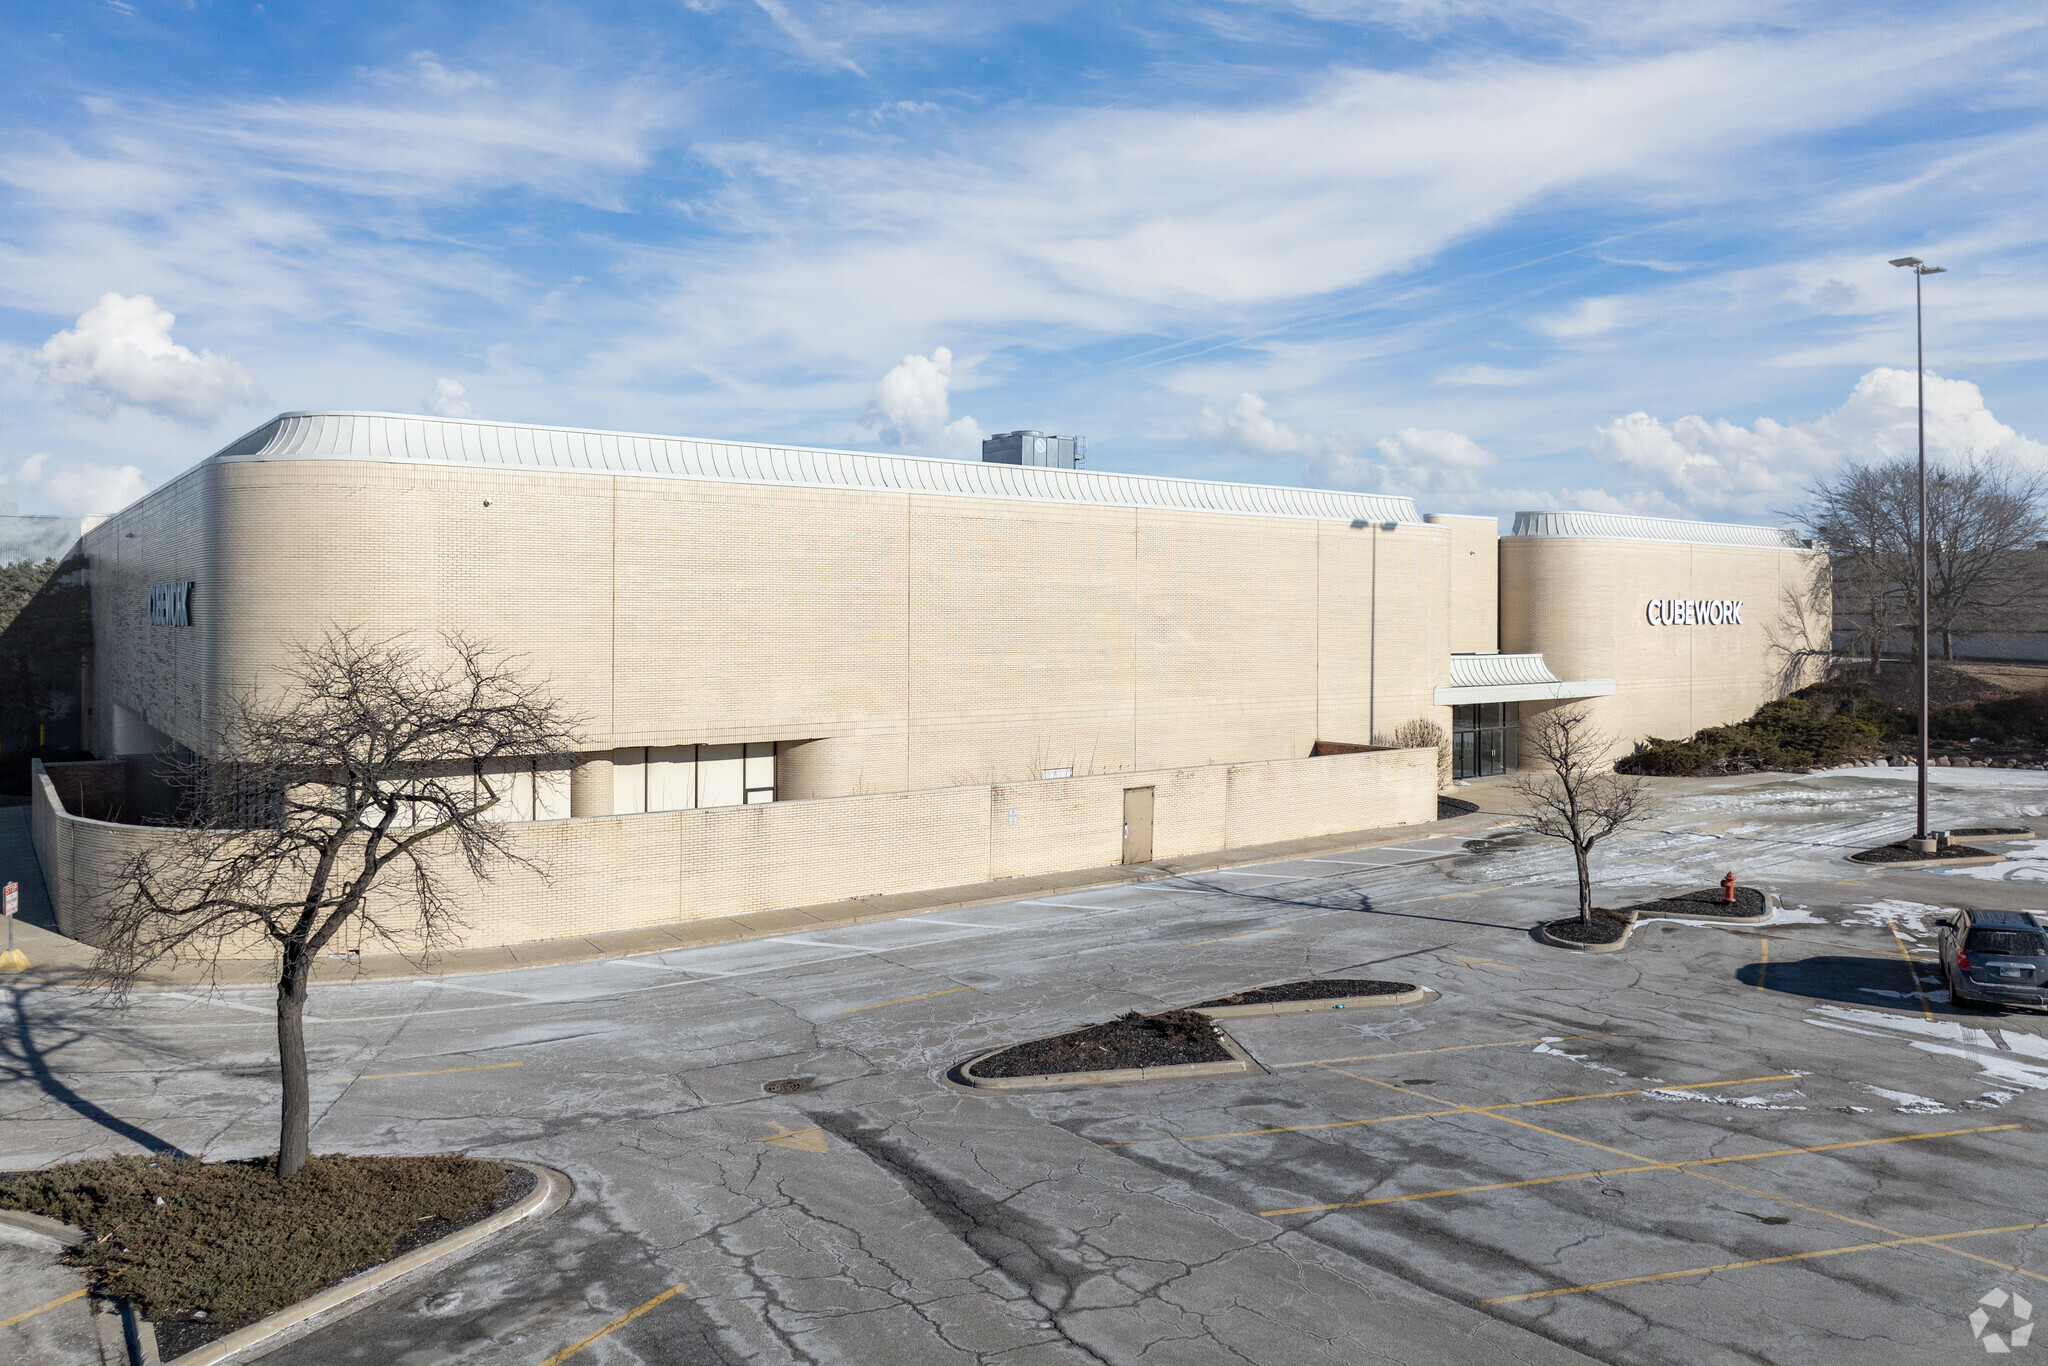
[{"x1": 3, "y1": 882, "x2": 15, "y2": 919}]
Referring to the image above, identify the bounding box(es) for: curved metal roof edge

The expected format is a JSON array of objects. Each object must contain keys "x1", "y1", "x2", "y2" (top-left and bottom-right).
[
  {"x1": 199, "y1": 411, "x2": 1427, "y2": 525},
  {"x1": 1447, "y1": 652, "x2": 1565, "y2": 688},
  {"x1": 1507, "y1": 509, "x2": 1803, "y2": 549}
]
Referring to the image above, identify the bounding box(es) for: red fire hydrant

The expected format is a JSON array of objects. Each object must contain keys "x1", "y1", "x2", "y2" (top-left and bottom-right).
[{"x1": 1722, "y1": 871, "x2": 1737, "y2": 904}]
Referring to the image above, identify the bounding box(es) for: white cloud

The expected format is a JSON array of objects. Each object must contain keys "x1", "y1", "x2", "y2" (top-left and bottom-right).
[
  {"x1": 1275, "y1": 414, "x2": 1680, "y2": 516},
  {"x1": 1198, "y1": 391, "x2": 1347, "y2": 459},
  {"x1": 31, "y1": 293, "x2": 261, "y2": 422},
  {"x1": 13, "y1": 450, "x2": 149, "y2": 515},
  {"x1": 861, "y1": 347, "x2": 983, "y2": 457},
  {"x1": 1807, "y1": 278, "x2": 1864, "y2": 313},
  {"x1": 1592, "y1": 366, "x2": 2048, "y2": 512},
  {"x1": 1536, "y1": 295, "x2": 1629, "y2": 340},
  {"x1": 424, "y1": 377, "x2": 476, "y2": 418}
]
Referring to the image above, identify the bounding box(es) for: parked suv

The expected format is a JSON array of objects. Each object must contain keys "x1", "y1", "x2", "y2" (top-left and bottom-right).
[{"x1": 1940, "y1": 909, "x2": 2048, "y2": 1010}]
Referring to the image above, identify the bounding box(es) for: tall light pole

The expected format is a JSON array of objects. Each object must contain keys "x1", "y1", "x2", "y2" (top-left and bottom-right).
[{"x1": 1889, "y1": 255, "x2": 1945, "y2": 848}]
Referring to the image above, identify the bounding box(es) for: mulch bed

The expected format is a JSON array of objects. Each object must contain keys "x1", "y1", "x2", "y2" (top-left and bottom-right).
[
  {"x1": 1539, "y1": 916, "x2": 1629, "y2": 946},
  {"x1": 971, "y1": 1009, "x2": 1229, "y2": 1078},
  {"x1": 1849, "y1": 841, "x2": 1998, "y2": 864},
  {"x1": 1191, "y1": 979, "x2": 1414, "y2": 1008},
  {"x1": 0, "y1": 1154, "x2": 525, "y2": 1358},
  {"x1": 1622, "y1": 887, "x2": 1767, "y2": 919},
  {"x1": 1437, "y1": 795, "x2": 1479, "y2": 818},
  {"x1": 1951, "y1": 826, "x2": 2032, "y2": 837}
]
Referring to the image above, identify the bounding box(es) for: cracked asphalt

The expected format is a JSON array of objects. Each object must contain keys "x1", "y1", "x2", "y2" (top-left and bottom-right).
[{"x1": 4, "y1": 764, "x2": 2047, "y2": 1365}]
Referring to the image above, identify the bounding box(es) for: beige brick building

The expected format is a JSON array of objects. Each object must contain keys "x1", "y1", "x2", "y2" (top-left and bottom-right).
[{"x1": 32, "y1": 413, "x2": 1827, "y2": 952}]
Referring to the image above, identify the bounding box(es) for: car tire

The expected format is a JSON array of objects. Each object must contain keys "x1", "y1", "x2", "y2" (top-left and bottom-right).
[{"x1": 1947, "y1": 967, "x2": 1975, "y2": 1010}]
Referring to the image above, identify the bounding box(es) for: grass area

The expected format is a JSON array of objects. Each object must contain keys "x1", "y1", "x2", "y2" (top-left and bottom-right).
[
  {"x1": 0, "y1": 1154, "x2": 514, "y2": 1338},
  {"x1": 1618, "y1": 680, "x2": 1908, "y2": 776}
]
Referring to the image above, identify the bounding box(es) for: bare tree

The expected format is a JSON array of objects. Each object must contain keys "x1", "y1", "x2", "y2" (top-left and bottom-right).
[
  {"x1": 1508, "y1": 705, "x2": 1652, "y2": 926},
  {"x1": 1924, "y1": 461, "x2": 2048, "y2": 658},
  {"x1": 1797, "y1": 462, "x2": 1913, "y2": 673},
  {"x1": 88, "y1": 630, "x2": 580, "y2": 1179},
  {"x1": 1797, "y1": 456, "x2": 2048, "y2": 667}
]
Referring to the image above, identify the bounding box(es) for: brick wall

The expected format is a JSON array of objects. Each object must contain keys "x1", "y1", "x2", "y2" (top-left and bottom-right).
[
  {"x1": 31, "y1": 747, "x2": 1434, "y2": 957},
  {"x1": 82, "y1": 461, "x2": 1452, "y2": 795}
]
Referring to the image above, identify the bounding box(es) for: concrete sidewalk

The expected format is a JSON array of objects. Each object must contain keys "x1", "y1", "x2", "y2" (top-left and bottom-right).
[{"x1": 0, "y1": 801, "x2": 1522, "y2": 991}]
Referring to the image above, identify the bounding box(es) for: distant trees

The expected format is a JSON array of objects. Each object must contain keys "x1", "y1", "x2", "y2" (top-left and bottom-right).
[
  {"x1": 0, "y1": 555, "x2": 91, "y2": 754},
  {"x1": 88, "y1": 631, "x2": 580, "y2": 1179},
  {"x1": 1799, "y1": 457, "x2": 2048, "y2": 666}
]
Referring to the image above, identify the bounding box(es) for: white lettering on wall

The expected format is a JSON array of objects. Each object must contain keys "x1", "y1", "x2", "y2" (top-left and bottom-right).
[
  {"x1": 1645, "y1": 598, "x2": 1743, "y2": 626},
  {"x1": 148, "y1": 581, "x2": 195, "y2": 627}
]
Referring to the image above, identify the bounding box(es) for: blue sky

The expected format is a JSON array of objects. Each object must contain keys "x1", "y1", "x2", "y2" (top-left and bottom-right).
[{"x1": 4, "y1": 0, "x2": 2046, "y2": 526}]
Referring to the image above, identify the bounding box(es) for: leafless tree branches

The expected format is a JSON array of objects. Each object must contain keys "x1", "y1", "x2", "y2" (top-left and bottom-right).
[
  {"x1": 1508, "y1": 706, "x2": 1652, "y2": 925},
  {"x1": 86, "y1": 629, "x2": 580, "y2": 1178},
  {"x1": 1798, "y1": 456, "x2": 2048, "y2": 667}
]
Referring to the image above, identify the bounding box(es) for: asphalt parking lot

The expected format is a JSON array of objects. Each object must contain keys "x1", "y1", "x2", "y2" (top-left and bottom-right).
[{"x1": 4, "y1": 765, "x2": 2046, "y2": 1365}]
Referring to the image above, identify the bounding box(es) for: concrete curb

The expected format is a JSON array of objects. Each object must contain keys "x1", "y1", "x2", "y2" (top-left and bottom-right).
[
  {"x1": 956, "y1": 1030, "x2": 1261, "y2": 1091},
  {"x1": 1534, "y1": 916, "x2": 1635, "y2": 954},
  {"x1": 1626, "y1": 891, "x2": 1777, "y2": 926},
  {"x1": 0, "y1": 1206, "x2": 88, "y2": 1251},
  {"x1": 157, "y1": 1161, "x2": 568, "y2": 1366},
  {"x1": 1194, "y1": 986, "x2": 1430, "y2": 1018},
  {"x1": 1845, "y1": 850, "x2": 2007, "y2": 869}
]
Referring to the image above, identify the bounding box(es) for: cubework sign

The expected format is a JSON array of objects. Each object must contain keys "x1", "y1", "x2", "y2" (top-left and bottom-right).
[
  {"x1": 149, "y1": 581, "x2": 195, "y2": 627},
  {"x1": 1647, "y1": 598, "x2": 1743, "y2": 626}
]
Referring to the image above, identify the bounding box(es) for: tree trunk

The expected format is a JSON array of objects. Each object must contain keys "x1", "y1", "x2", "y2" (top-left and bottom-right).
[
  {"x1": 277, "y1": 948, "x2": 311, "y2": 1180},
  {"x1": 1942, "y1": 630, "x2": 1954, "y2": 661},
  {"x1": 1575, "y1": 845, "x2": 1593, "y2": 925}
]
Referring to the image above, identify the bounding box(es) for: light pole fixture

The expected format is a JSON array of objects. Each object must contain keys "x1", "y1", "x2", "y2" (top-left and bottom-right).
[{"x1": 1889, "y1": 255, "x2": 1946, "y2": 849}]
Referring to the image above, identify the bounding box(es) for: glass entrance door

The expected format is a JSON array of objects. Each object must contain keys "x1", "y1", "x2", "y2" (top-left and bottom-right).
[{"x1": 1452, "y1": 704, "x2": 1519, "y2": 779}]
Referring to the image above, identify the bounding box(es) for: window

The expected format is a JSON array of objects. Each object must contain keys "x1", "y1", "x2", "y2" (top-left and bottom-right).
[
  {"x1": 1965, "y1": 928, "x2": 2046, "y2": 957},
  {"x1": 1451, "y1": 704, "x2": 1519, "y2": 779}
]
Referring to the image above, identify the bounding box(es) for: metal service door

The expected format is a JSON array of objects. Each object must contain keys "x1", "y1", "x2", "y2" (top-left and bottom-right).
[{"x1": 1122, "y1": 787, "x2": 1155, "y2": 864}]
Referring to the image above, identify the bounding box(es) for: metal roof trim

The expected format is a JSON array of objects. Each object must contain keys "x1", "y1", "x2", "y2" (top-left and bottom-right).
[
  {"x1": 1438, "y1": 652, "x2": 1613, "y2": 705},
  {"x1": 203, "y1": 412, "x2": 1425, "y2": 525},
  {"x1": 1507, "y1": 510, "x2": 1802, "y2": 549},
  {"x1": 1448, "y1": 652, "x2": 1564, "y2": 689}
]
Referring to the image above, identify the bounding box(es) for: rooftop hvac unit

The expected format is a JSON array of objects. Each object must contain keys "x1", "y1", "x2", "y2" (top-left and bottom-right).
[{"x1": 981, "y1": 430, "x2": 1084, "y2": 468}]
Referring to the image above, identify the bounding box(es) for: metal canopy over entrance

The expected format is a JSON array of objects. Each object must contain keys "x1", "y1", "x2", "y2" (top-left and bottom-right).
[{"x1": 1434, "y1": 653, "x2": 1614, "y2": 707}]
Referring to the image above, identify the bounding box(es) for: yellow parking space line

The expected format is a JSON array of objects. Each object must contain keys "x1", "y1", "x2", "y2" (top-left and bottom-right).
[
  {"x1": 1483, "y1": 1221, "x2": 2048, "y2": 1305},
  {"x1": 1684, "y1": 1171, "x2": 2048, "y2": 1288},
  {"x1": 1101, "y1": 1074, "x2": 1798, "y2": 1149},
  {"x1": 1184, "y1": 929, "x2": 1287, "y2": 946},
  {"x1": 1717, "y1": 926, "x2": 1938, "y2": 961},
  {"x1": 1756, "y1": 937, "x2": 1767, "y2": 991},
  {"x1": 0, "y1": 1287, "x2": 86, "y2": 1330},
  {"x1": 1497, "y1": 1074, "x2": 1798, "y2": 1112},
  {"x1": 1269, "y1": 1032, "x2": 1617, "y2": 1069},
  {"x1": 1294, "y1": 1051, "x2": 2036, "y2": 1292},
  {"x1": 836, "y1": 985, "x2": 976, "y2": 1015},
  {"x1": 1886, "y1": 919, "x2": 1936, "y2": 1021},
  {"x1": 539, "y1": 1283, "x2": 690, "y2": 1366},
  {"x1": 1259, "y1": 1125, "x2": 2016, "y2": 1217},
  {"x1": 1436, "y1": 886, "x2": 1506, "y2": 900},
  {"x1": 357, "y1": 1061, "x2": 525, "y2": 1080},
  {"x1": 1102, "y1": 1105, "x2": 1472, "y2": 1147}
]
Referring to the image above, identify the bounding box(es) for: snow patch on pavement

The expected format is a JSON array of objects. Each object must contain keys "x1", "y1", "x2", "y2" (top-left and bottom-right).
[
  {"x1": 1864, "y1": 1085, "x2": 1953, "y2": 1114},
  {"x1": 1532, "y1": 1039, "x2": 1629, "y2": 1077},
  {"x1": 1841, "y1": 899, "x2": 1959, "y2": 942},
  {"x1": 1646, "y1": 1087, "x2": 1806, "y2": 1110}
]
